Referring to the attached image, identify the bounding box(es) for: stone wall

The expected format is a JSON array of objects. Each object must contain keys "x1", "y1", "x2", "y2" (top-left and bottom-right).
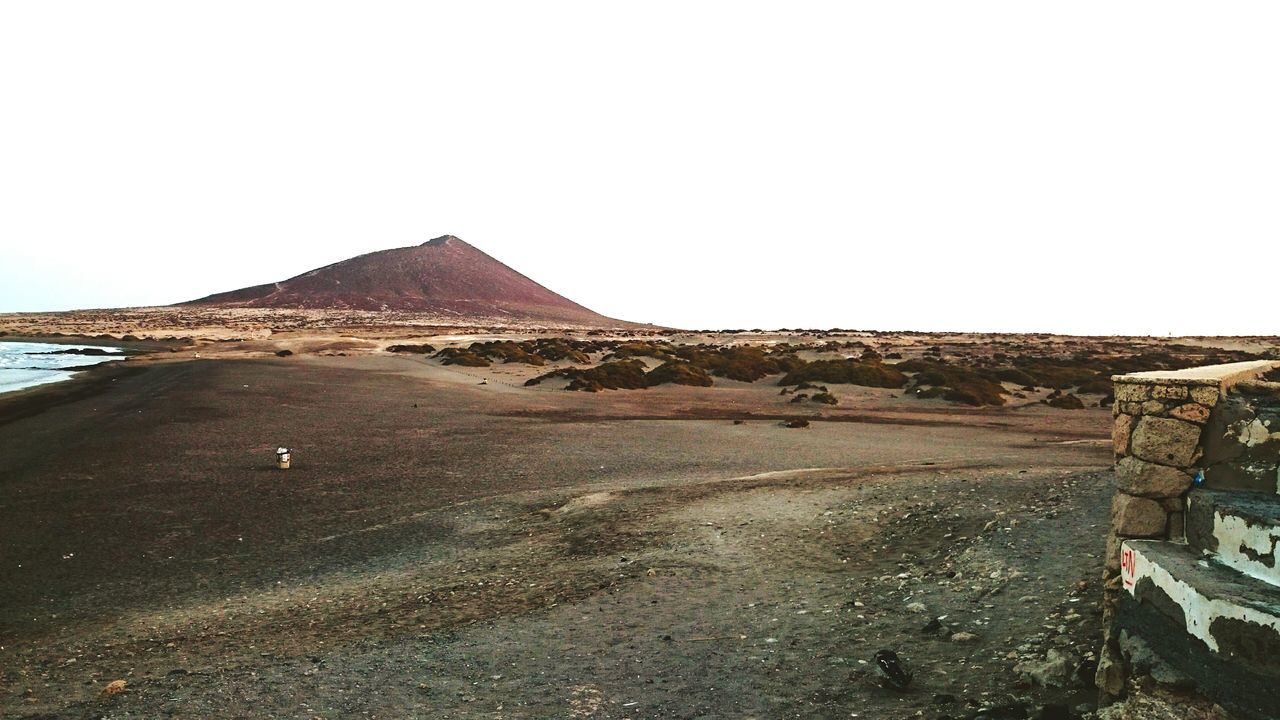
[{"x1": 1099, "y1": 360, "x2": 1280, "y2": 703}]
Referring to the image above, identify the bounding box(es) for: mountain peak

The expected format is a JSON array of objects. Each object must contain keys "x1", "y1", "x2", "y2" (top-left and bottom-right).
[
  {"x1": 182, "y1": 235, "x2": 632, "y2": 327},
  {"x1": 423, "y1": 235, "x2": 463, "y2": 247}
]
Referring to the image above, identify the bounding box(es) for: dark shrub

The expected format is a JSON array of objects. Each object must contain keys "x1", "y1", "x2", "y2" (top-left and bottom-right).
[
  {"x1": 992, "y1": 367, "x2": 1037, "y2": 386},
  {"x1": 778, "y1": 360, "x2": 908, "y2": 388},
  {"x1": 811, "y1": 392, "x2": 839, "y2": 405},
  {"x1": 645, "y1": 361, "x2": 713, "y2": 387},
  {"x1": 782, "y1": 419, "x2": 810, "y2": 428},
  {"x1": 275, "y1": 349, "x2": 294, "y2": 357},
  {"x1": 468, "y1": 341, "x2": 546, "y2": 366},
  {"x1": 386, "y1": 343, "x2": 436, "y2": 354},
  {"x1": 526, "y1": 360, "x2": 648, "y2": 391},
  {"x1": 435, "y1": 348, "x2": 491, "y2": 367},
  {"x1": 1046, "y1": 392, "x2": 1085, "y2": 409},
  {"x1": 901, "y1": 359, "x2": 1006, "y2": 406},
  {"x1": 610, "y1": 342, "x2": 677, "y2": 361},
  {"x1": 1075, "y1": 376, "x2": 1113, "y2": 395}
]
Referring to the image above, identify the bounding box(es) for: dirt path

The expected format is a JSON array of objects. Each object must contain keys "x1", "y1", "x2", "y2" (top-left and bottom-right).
[{"x1": 0, "y1": 357, "x2": 1113, "y2": 718}]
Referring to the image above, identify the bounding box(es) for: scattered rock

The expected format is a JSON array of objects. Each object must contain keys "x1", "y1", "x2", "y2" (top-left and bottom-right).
[
  {"x1": 1095, "y1": 643, "x2": 1126, "y2": 697},
  {"x1": 950, "y1": 631, "x2": 979, "y2": 644},
  {"x1": 1045, "y1": 392, "x2": 1085, "y2": 410},
  {"x1": 102, "y1": 679, "x2": 127, "y2": 697},
  {"x1": 872, "y1": 649, "x2": 913, "y2": 690},
  {"x1": 1015, "y1": 648, "x2": 1074, "y2": 688}
]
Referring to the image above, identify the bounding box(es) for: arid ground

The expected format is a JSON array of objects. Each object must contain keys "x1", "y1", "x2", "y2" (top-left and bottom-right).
[{"x1": 2, "y1": 318, "x2": 1272, "y2": 719}]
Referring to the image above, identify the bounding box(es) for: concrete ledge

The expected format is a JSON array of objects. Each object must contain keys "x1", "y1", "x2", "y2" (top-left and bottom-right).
[
  {"x1": 1113, "y1": 593, "x2": 1280, "y2": 718},
  {"x1": 1113, "y1": 360, "x2": 1280, "y2": 388},
  {"x1": 1187, "y1": 491, "x2": 1280, "y2": 586},
  {"x1": 1122, "y1": 540, "x2": 1280, "y2": 657}
]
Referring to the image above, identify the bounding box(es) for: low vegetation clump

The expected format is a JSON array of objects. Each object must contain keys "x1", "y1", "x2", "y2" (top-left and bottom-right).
[
  {"x1": 463, "y1": 341, "x2": 546, "y2": 366},
  {"x1": 1074, "y1": 376, "x2": 1114, "y2": 395},
  {"x1": 897, "y1": 359, "x2": 1007, "y2": 406},
  {"x1": 810, "y1": 392, "x2": 839, "y2": 405},
  {"x1": 778, "y1": 359, "x2": 907, "y2": 389},
  {"x1": 529, "y1": 339, "x2": 593, "y2": 364},
  {"x1": 645, "y1": 361, "x2": 713, "y2": 388},
  {"x1": 608, "y1": 342, "x2": 678, "y2": 361},
  {"x1": 434, "y1": 348, "x2": 491, "y2": 367},
  {"x1": 1045, "y1": 390, "x2": 1085, "y2": 409},
  {"x1": 433, "y1": 339, "x2": 604, "y2": 367},
  {"x1": 525, "y1": 360, "x2": 648, "y2": 392},
  {"x1": 990, "y1": 367, "x2": 1038, "y2": 386},
  {"x1": 670, "y1": 345, "x2": 802, "y2": 382},
  {"x1": 385, "y1": 343, "x2": 437, "y2": 354},
  {"x1": 1011, "y1": 360, "x2": 1098, "y2": 389}
]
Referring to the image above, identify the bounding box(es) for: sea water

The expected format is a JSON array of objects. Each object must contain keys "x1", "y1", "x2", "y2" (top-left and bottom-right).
[{"x1": 0, "y1": 341, "x2": 126, "y2": 394}]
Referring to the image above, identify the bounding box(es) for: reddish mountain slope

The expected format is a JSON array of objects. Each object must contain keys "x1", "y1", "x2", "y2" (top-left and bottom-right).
[{"x1": 183, "y1": 236, "x2": 627, "y2": 326}]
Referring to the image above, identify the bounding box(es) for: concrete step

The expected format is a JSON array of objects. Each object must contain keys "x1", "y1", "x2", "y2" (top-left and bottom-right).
[
  {"x1": 1186, "y1": 490, "x2": 1280, "y2": 586},
  {"x1": 1120, "y1": 539, "x2": 1280, "y2": 679}
]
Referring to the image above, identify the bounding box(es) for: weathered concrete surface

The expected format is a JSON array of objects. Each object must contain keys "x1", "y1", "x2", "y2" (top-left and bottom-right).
[
  {"x1": 1187, "y1": 491, "x2": 1280, "y2": 587},
  {"x1": 1122, "y1": 540, "x2": 1280, "y2": 662},
  {"x1": 1112, "y1": 592, "x2": 1280, "y2": 719},
  {"x1": 1115, "y1": 361, "x2": 1280, "y2": 387},
  {"x1": 1201, "y1": 386, "x2": 1280, "y2": 493}
]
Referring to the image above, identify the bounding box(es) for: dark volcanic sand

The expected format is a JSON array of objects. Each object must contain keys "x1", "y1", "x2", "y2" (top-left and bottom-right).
[{"x1": 1, "y1": 356, "x2": 1113, "y2": 719}]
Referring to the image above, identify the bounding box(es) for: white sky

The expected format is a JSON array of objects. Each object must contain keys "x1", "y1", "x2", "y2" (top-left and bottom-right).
[{"x1": 1, "y1": 3, "x2": 1277, "y2": 334}]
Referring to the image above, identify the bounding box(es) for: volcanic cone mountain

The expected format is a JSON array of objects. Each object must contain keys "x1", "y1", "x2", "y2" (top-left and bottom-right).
[{"x1": 184, "y1": 236, "x2": 629, "y2": 326}]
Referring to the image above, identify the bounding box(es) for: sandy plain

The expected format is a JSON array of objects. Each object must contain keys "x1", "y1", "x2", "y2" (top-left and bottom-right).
[{"x1": 2, "y1": 312, "x2": 1272, "y2": 719}]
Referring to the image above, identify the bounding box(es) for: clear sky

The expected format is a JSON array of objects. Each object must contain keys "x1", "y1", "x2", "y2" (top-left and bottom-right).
[{"x1": 1, "y1": 3, "x2": 1276, "y2": 334}]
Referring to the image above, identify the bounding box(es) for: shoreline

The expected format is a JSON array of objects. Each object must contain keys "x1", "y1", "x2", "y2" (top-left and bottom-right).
[{"x1": 0, "y1": 355, "x2": 153, "y2": 428}]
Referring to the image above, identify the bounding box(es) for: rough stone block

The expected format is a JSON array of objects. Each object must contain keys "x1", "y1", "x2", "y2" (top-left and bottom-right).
[
  {"x1": 1114, "y1": 456, "x2": 1193, "y2": 498},
  {"x1": 1119, "y1": 401, "x2": 1144, "y2": 416},
  {"x1": 1190, "y1": 386, "x2": 1222, "y2": 406},
  {"x1": 1111, "y1": 493, "x2": 1168, "y2": 538},
  {"x1": 1130, "y1": 415, "x2": 1203, "y2": 467},
  {"x1": 1151, "y1": 384, "x2": 1189, "y2": 401},
  {"x1": 1141, "y1": 400, "x2": 1169, "y2": 416},
  {"x1": 1105, "y1": 531, "x2": 1123, "y2": 572},
  {"x1": 1113, "y1": 414, "x2": 1135, "y2": 456},
  {"x1": 1095, "y1": 642, "x2": 1126, "y2": 697},
  {"x1": 1167, "y1": 511, "x2": 1185, "y2": 541},
  {"x1": 1115, "y1": 383, "x2": 1152, "y2": 403},
  {"x1": 1169, "y1": 403, "x2": 1210, "y2": 424}
]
